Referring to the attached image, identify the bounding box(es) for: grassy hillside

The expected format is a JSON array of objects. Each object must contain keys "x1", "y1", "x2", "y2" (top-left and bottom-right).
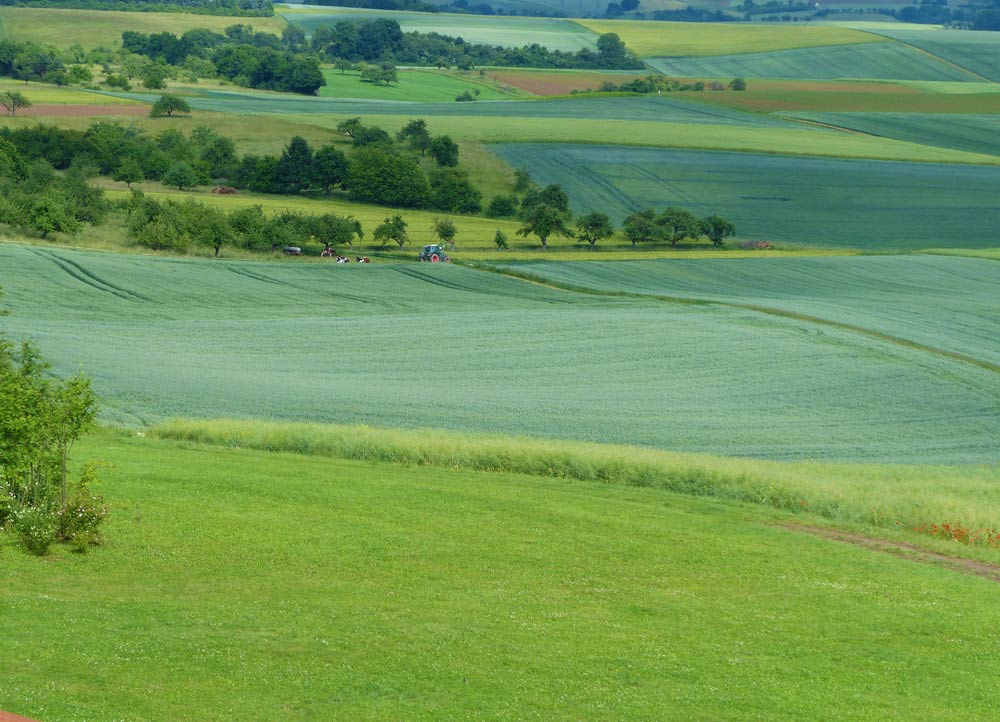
[
  {"x1": 0, "y1": 7, "x2": 287, "y2": 48},
  {"x1": 2, "y1": 245, "x2": 998, "y2": 463},
  {"x1": 490, "y1": 143, "x2": 1000, "y2": 248},
  {"x1": 496, "y1": 255, "x2": 1000, "y2": 367},
  {"x1": 319, "y1": 68, "x2": 515, "y2": 102},
  {"x1": 577, "y1": 19, "x2": 882, "y2": 57},
  {"x1": 4, "y1": 431, "x2": 1000, "y2": 721},
  {"x1": 281, "y1": 6, "x2": 598, "y2": 51},
  {"x1": 646, "y1": 42, "x2": 982, "y2": 82}
]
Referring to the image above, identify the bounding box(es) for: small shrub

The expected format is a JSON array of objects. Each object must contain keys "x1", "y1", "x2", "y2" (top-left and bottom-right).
[
  {"x1": 14, "y1": 506, "x2": 57, "y2": 556},
  {"x1": 494, "y1": 229, "x2": 509, "y2": 250}
]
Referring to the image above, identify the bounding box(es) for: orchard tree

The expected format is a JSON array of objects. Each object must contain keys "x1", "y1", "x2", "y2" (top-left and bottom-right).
[
  {"x1": 150, "y1": 94, "x2": 191, "y2": 118},
  {"x1": 0, "y1": 91, "x2": 31, "y2": 117},
  {"x1": 494, "y1": 228, "x2": 509, "y2": 250},
  {"x1": 397, "y1": 118, "x2": 431, "y2": 154},
  {"x1": 113, "y1": 158, "x2": 144, "y2": 188},
  {"x1": 164, "y1": 161, "x2": 198, "y2": 190},
  {"x1": 432, "y1": 217, "x2": 458, "y2": 249},
  {"x1": 517, "y1": 203, "x2": 572, "y2": 250},
  {"x1": 657, "y1": 207, "x2": 699, "y2": 246},
  {"x1": 622, "y1": 209, "x2": 660, "y2": 247},
  {"x1": 701, "y1": 215, "x2": 735, "y2": 247},
  {"x1": 373, "y1": 214, "x2": 409, "y2": 248},
  {"x1": 428, "y1": 135, "x2": 459, "y2": 167},
  {"x1": 576, "y1": 211, "x2": 614, "y2": 250}
]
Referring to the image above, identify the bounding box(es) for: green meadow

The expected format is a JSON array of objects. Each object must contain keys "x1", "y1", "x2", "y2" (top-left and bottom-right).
[
  {"x1": 0, "y1": 6, "x2": 287, "y2": 47},
  {"x1": 4, "y1": 430, "x2": 1000, "y2": 721},
  {"x1": 490, "y1": 143, "x2": 1000, "y2": 248},
  {"x1": 281, "y1": 6, "x2": 598, "y2": 52},
  {"x1": 2, "y1": 245, "x2": 997, "y2": 464},
  {"x1": 318, "y1": 68, "x2": 513, "y2": 102},
  {"x1": 578, "y1": 18, "x2": 880, "y2": 56},
  {"x1": 646, "y1": 42, "x2": 982, "y2": 82}
]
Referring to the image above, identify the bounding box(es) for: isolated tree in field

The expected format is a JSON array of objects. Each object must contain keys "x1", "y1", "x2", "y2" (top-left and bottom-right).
[
  {"x1": 701, "y1": 215, "x2": 735, "y2": 247},
  {"x1": 397, "y1": 118, "x2": 431, "y2": 154},
  {"x1": 433, "y1": 217, "x2": 458, "y2": 249},
  {"x1": 494, "y1": 229, "x2": 509, "y2": 250},
  {"x1": 374, "y1": 214, "x2": 409, "y2": 248},
  {"x1": 622, "y1": 209, "x2": 661, "y2": 247},
  {"x1": 337, "y1": 117, "x2": 363, "y2": 139},
  {"x1": 428, "y1": 135, "x2": 459, "y2": 167},
  {"x1": 729, "y1": 77, "x2": 747, "y2": 91},
  {"x1": 113, "y1": 158, "x2": 144, "y2": 188},
  {"x1": 658, "y1": 207, "x2": 699, "y2": 246},
  {"x1": 334, "y1": 58, "x2": 354, "y2": 74},
  {"x1": 164, "y1": 161, "x2": 198, "y2": 190},
  {"x1": 186, "y1": 202, "x2": 233, "y2": 257},
  {"x1": 521, "y1": 184, "x2": 569, "y2": 217},
  {"x1": 0, "y1": 91, "x2": 31, "y2": 117},
  {"x1": 517, "y1": 203, "x2": 572, "y2": 250},
  {"x1": 312, "y1": 213, "x2": 363, "y2": 250},
  {"x1": 150, "y1": 94, "x2": 191, "y2": 118},
  {"x1": 576, "y1": 212, "x2": 614, "y2": 250}
]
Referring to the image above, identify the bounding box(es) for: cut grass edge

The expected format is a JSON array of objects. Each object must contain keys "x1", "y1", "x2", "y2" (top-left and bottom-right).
[{"x1": 148, "y1": 418, "x2": 1000, "y2": 557}]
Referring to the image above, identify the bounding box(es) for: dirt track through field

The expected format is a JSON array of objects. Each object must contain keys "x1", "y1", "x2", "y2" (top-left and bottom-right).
[{"x1": 782, "y1": 523, "x2": 1000, "y2": 584}]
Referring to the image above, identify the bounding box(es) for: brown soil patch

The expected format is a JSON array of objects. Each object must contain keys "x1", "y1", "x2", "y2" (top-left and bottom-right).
[
  {"x1": 488, "y1": 71, "x2": 646, "y2": 96},
  {"x1": 781, "y1": 523, "x2": 1000, "y2": 584},
  {"x1": 0, "y1": 712, "x2": 41, "y2": 722},
  {"x1": 18, "y1": 103, "x2": 147, "y2": 117}
]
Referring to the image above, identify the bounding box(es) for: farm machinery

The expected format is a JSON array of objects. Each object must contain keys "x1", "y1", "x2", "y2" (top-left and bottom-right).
[{"x1": 418, "y1": 244, "x2": 450, "y2": 263}]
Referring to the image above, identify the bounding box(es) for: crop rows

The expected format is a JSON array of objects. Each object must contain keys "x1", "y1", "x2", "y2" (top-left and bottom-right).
[
  {"x1": 490, "y1": 143, "x2": 1000, "y2": 248},
  {"x1": 1, "y1": 245, "x2": 997, "y2": 463}
]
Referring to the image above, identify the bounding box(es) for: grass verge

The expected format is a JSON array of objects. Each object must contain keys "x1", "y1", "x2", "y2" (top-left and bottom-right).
[{"x1": 150, "y1": 418, "x2": 1000, "y2": 552}]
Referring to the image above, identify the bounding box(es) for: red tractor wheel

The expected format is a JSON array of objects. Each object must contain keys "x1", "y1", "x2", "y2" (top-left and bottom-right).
[{"x1": 430, "y1": 253, "x2": 440, "y2": 263}]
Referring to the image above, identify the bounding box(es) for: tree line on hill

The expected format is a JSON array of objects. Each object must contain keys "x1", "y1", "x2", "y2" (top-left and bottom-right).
[
  {"x1": 0, "y1": 0, "x2": 272, "y2": 16},
  {"x1": 0, "y1": 118, "x2": 736, "y2": 254}
]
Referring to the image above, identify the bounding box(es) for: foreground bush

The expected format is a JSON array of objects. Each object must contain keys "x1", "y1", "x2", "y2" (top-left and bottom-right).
[{"x1": 0, "y1": 331, "x2": 107, "y2": 555}]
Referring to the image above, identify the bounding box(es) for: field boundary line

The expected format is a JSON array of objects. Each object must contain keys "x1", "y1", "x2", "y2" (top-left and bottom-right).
[
  {"x1": 892, "y1": 39, "x2": 992, "y2": 83},
  {"x1": 481, "y1": 264, "x2": 1000, "y2": 374},
  {"x1": 779, "y1": 523, "x2": 1000, "y2": 584}
]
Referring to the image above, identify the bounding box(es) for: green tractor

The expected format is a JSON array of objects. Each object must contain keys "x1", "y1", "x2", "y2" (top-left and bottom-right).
[{"x1": 417, "y1": 244, "x2": 451, "y2": 263}]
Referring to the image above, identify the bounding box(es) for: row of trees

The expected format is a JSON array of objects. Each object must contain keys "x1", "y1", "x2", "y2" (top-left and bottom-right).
[
  {"x1": 310, "y1": 20, "x2": 644, "y2": 70},
  {"x1": 0, "y1": 307, "x2": 107, "y2": 556},
  {"x1": 587, "y1": 75, "x2": 747, "y2": 94}
]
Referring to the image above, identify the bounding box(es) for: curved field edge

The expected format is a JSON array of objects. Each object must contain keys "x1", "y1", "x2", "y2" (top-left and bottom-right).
[{"x1": 150, "y1": 418, "x2": 1000, "y2": 550}]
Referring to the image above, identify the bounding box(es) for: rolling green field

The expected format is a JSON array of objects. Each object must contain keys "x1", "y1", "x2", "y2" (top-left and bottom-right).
[
  {"x1": 785, "y1": 112, "x2": 1000, "y2": 157},
  {"x1": 0, "y1": 7, "x2": 287, "y2": 48},
  {"x1": 577, "y1": 18, "x2": 881, "y2": 57},
  {"x1": 105, "y1": 89, "x2": 1000, "y2": 163},
  {"x1": 867, "y1": 27, "x2": 1000, "y2": 82},
  {"x1": 646, "y1": 42, "x2": 982, "y2": 82},
  {"x1": 491, "y1": 143, "x2": 1000, "y2": 249},
  {"x1": 498, "y1": 255, "x2": 1000, "y2": 367},
  {"x1": 2, "y1": 245, "x2": 998, "y2": 463},
  {"x1": 281, "y1": 6, "x2": 598, "y2": 52},
  {"x1": 4, "y1": 430, "x2": 1000, "y2": 721},
  {"x1": 319, "y1": 68, "x2": 513, "y2": 102}
]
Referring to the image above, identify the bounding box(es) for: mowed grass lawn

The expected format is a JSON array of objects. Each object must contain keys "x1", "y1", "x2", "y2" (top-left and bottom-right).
[
  {"x1": 577, "y1": 18, "x2": 882, "y2": 57},
  {"x1": 491, "y1": 143, "x2": 1000, "y2": 249},
  {"x1": 2, "y1": 245, "x2": 998, "y2": 463},
  {"x1": 3, "y1": 430, "x2": 1000, "y2": 721},
  {"x1": 0, "y1": 7, "x2": 287, "y2": 48},
  {"x1": 319, "y1": 68, "x2": 511, "y2": 102}
]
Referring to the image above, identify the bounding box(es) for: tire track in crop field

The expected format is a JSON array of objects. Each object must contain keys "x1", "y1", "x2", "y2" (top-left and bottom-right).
[
  {"x1": 490, "y1": 266, "x2": 1000, "y2": 374},
  {"x1": 547, "y1": 152, "x2": 639, "y2": 216},
  {"x1": 224, "y1": 265, "x2": 395, "y2": 309},
  {"x1": 393, "y1": 266, "x2": 574, "y2": 304},
  {"x1": 29, "y1": 248, "x2": 149, "y2": 302}
]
